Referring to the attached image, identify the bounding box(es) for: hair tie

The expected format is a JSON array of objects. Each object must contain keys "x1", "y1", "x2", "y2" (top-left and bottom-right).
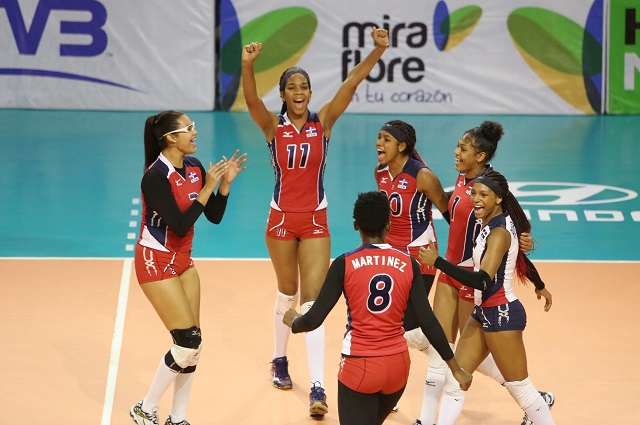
[
  {"x1": 474, "y1": 175, "x2": 505, "y2": 198},
  {"x1": 380, "y1": 123, "x2": 406, "y2": 143}
]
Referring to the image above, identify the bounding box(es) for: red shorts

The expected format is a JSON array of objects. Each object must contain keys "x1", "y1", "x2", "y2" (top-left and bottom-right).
[
  {"x1": 134, "y1": 245, "x2": 194, "y2": 284},
  {"x1": 439, "y1": 270, "x2": 475, "y2": 302},
  {"x1": 338, "y1": 351, "x2": 411, "y2": 394},
  {"x1": 265, "y1": 208, "x2": 330, "y2": 241},
  {"x1": 407, "y1": 245, "x2": 437, "y2": 276}
]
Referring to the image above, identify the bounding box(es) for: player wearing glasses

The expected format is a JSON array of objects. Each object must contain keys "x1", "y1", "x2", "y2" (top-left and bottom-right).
[{"x1": 130, "y1": 110, "x2": 247, "y2": 425}]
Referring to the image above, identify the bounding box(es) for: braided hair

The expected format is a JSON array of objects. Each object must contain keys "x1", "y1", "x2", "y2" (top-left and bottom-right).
[{"x1": 475, "y1": 169, "x2": 531, "y2": 283}]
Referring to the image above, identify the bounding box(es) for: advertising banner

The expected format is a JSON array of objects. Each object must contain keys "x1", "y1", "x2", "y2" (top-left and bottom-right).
[
  {"x1": 219, "y1": 0, "x2": 604, "y2": 115},
  {"x1": 608, "y1": 0, "x2": 640, "y2": 113},
  {"x1": 0, "y1": 0, "x2": 215, "y2": 110}
]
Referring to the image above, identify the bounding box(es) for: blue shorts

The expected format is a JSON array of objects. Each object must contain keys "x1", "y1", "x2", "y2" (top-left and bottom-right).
[{"x1": 470, "y1": 300, "x2": 527, "y2": 332}]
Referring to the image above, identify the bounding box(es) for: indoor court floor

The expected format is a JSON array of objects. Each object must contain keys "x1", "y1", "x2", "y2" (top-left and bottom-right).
[{"x1": 1, "y1": 109, "x2": 639, "y2": 424}]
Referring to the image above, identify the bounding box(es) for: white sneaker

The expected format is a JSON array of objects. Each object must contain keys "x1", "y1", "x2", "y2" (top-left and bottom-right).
[{"x1": 130, "y1": 401, "x2": 159, "y2": 425}]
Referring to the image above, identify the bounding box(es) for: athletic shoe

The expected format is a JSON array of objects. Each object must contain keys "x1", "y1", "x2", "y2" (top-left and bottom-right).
[
  {"x1": 130, "y1": 401, "x2": 159, "y2": 425},
  {"x1": 309, "y1": 382, "x2": 329, "y2": 417},
  {"x1": 520, "y1": 391, "x2": 555, "y2": 425},
  {"x1": 164, "y1": 416, "x2": 190, "y2": 425},
  {"x1": 270, "y1": 356, "x2": 292, "y2": 389},
  {"x1": 411, "y1": 420, "x2": 422, "y2": 425}
]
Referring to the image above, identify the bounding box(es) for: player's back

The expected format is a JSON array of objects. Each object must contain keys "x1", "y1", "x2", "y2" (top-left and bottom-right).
[{"x1": 341, "y1": 243, "x2": 415, "y2": 356}]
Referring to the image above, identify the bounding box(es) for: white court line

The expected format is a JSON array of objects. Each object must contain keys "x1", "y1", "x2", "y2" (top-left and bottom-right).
[{"x1": 101, "y1": 258, "x2": 132, "y2": 425}]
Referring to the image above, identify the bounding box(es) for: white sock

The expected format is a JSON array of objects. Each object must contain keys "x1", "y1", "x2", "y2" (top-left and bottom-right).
[
  {"x1": 476, "y1": 353, "x2": 505, "y2": 385},
  {"x1": 302, "y1": 301, "x2": 325, "y2": 386},
  {"x1": 273, "y1": 307, "x2": 291, "y2": 359},
  {"x1": 436, "y1": 392, "x2": 465, "y2": 425},
  {"x1": 418, "y1": 343, "x2": 452, "y2": 424},
  {"x1": 170, "y1": 372, "x2": 195, "y2": 423},
  {"x1": 523, "y1": 393, "x2": 555, "y2": 425},
  {"x1": 142, "y1": 357, "x2": 179, "y2": 413}
]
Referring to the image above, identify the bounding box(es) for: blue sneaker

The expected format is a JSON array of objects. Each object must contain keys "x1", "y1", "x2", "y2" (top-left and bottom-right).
[
  {"x1": 270, "y1": 356, "x2": 292, "y2": 389},
  {"x1": 309, "y1": 382, "x2": 329, "y2": 417},
  {"x1": 521, "y1": 391, "x2": 555, "y2": 425}
]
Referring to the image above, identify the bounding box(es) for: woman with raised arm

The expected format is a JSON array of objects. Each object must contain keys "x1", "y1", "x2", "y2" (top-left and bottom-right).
[{"x1": 241, "y1": 26, "x2": 390, "y2": 417}]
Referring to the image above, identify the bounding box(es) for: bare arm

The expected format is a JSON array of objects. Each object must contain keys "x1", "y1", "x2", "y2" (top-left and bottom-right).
[
  {"x1": 477, "y1": 228, "x2": 511, "y2": 279},
  {"x1": 241, "y1": 42, "x2": 279, "y2": 141},
  {"x1": 318, "y1": 27, "x2": 389, "y2": 138},
  {"x1": 417, "y1": 167, "x2": 449, "y2": 214}
]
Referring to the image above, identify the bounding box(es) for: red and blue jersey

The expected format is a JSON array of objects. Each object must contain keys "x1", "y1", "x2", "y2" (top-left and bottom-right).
[
  {"x1": 138, "y1": 153, "x2": 202, "y2": 253},
  {"x1": 376, "y1": 158, "x2": 436, "y2": 252},
  {"x1": 446, "y1": 173, "x2": 482, "y2": 269},
  {"x1": 342, "y1": 244, "x2": 415, "y2": 356},
  {"x1": 473, "y1": 213, "x2": 519, "y2": 307},
  {"x1": 269, "y1": 112, "x2": 328, "y2": 212}
]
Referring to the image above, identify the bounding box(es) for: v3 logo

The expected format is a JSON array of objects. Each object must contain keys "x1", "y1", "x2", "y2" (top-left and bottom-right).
[
  {"x1": 0, "y1": 0, "x2": 107, "y2": 56},
  {"x1": 0, "y1": 0, "x2": 140, "y2": 91}
]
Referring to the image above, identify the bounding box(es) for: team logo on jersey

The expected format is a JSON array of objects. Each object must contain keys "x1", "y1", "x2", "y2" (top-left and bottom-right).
[
  {"x1": 189, "y1": 192, "x2": 198, "y2": 200},
  {"x1": 305, "y1": 127, "x2": 317, "y2": 137},
  {"x1": 188, "y1": 171, "x2": 200, "y2": 183},
  {"x1": 381, "y1": 177, "x2": 388, "y2": 184},
  {"x1": 282, "y1": 131, "x2": 294, "y2": 138},
  {"x1": 398, "y1": 178, "x2": 408, "y2": 189}
]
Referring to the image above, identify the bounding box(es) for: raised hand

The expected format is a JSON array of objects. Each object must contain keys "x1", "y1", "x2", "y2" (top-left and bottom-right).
[
  {"x1": 222, "y1": 149, "x2": 248, "y2": 184},
  {"x1": 204, "y1": 159, "x2": 228, "y2": 190},
  {"x1": 371, "y1": 26, "x2": 389, "y2": 48},
  {"x1": 242, "y1": 42, "x2": 263, "y2": 64}
]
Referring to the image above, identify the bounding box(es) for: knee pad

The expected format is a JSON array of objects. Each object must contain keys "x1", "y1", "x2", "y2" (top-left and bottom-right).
[
  {"x1": 166, "y1": 327, "x2": 203, "y2": 370},
  {"x1": 427, "y1": 343, "x2": 453, "y2": 374},
  {"x1": 504, "y1": 377, "x2": 539, "y2": 410},
  {"x1": 404, "y1": 328, "x2": 430, "y2": 353},
  {"x1": 476, "y1": 354, "x2": 505, "y2": 385},
  {"x1": 301, "y1": 301, "x2": 313, "y2": 314},
  {"x1": 275, "y1": 290, "x2": 298, "y2": 315},
  {"x1": 442, "y1": 368, "x2": 465, "y2": 398}
]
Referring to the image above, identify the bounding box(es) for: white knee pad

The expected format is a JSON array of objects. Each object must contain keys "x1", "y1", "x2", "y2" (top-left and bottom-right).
[
  {"x1": 170, "y1": 344, "x2": 202, "y2": 369},
  {"x1": 404, "y1": 328, "x2": 430, "y2": 353},
  {"x1": 504, "y1": 377, "x2": 539, "y2": 410},
  {"x1": 442, "y1": 368, "x2": 465, "y2": 398},
  {"x1": 301, "y1": 300, "x2": 314, "y2": 314},
  {"x1": 476, "y1": 353, "x2": 505, "y2": 384},
  {"x1": 427, "y1": 343, "x2": 453, "y2": 374},
  {"x1": 275, "y1": 290, "x2": 298, "y2": 315}
]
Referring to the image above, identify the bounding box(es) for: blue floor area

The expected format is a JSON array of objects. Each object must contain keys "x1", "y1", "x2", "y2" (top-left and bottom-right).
[{"x1": 1, "y1": 110, "x2": 638, "y2": 260}]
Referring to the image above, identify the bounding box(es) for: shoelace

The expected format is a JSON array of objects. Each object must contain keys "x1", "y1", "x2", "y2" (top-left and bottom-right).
[
  {"x1": 274, "y1": 360, "x2": 289, "y2": 378},
  {"x1": 310, "y1": 383, "x2": 326, "y2": 401}
]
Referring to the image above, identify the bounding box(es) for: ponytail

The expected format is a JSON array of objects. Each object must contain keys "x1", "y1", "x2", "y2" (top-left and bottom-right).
[{"x1": 143, "y1": 110, "x2": 184, "y2": 169}]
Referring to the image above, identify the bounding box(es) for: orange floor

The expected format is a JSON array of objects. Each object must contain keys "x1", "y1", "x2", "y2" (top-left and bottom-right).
[{"x1": 2, "y1": 259, "x2": 638, "y2": 424}]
